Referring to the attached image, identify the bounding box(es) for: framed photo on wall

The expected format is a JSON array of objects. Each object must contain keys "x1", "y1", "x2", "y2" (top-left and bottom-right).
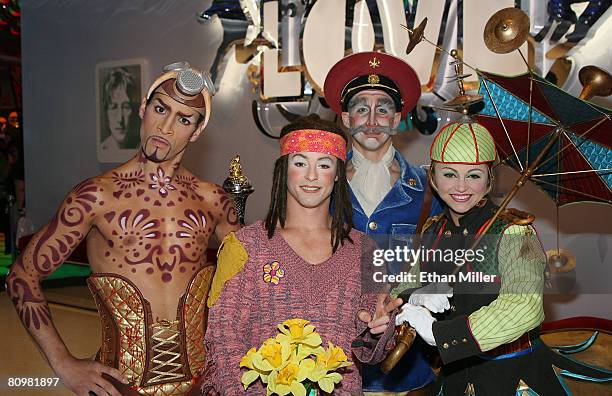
[{"x1": 95, "y1": 58, "x2": 146, "y2": 163}]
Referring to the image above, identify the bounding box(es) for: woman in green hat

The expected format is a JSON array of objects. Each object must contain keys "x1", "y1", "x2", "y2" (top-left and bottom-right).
[{"x1": 392, "y1": 119, "x2": 611, "y2": 395}]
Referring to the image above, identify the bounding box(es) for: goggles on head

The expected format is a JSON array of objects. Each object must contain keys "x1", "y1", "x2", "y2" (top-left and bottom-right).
[{"x1": 146, "y1": 62, "x2": 215, "y2": 127}]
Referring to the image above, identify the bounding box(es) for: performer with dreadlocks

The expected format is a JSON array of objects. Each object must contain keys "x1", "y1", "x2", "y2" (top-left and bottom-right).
[
  {"x1": 201, "y1": 115, "x2": 402, "y2": 395},
  {"x1": 393, "y1": 118, "x2": 611, "y2": 395}
]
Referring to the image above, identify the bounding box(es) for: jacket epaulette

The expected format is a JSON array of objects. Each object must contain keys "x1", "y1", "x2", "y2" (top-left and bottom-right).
[
  {"x1": 421, "y1": 214, "x2": 444, "y2": 234},
  {"x1": 497, "y1": 208, "x2": 535, "y2": 226}
]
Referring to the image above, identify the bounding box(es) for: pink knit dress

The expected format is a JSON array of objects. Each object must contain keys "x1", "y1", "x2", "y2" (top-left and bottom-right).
[{"x1": 202, "y1": 221, "x2": 394, "y2": 395}]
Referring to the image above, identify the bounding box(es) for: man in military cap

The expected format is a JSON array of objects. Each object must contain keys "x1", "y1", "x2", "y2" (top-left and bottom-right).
[
  {"x1": 324, "y1": 52, "x2": 443, "y2": 394},
  {"x1": 7, "y1": 62, "x2": 240, "y2": 396}
]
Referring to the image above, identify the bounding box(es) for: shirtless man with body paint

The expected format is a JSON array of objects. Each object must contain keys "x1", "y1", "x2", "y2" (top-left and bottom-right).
[{"x1": 6, "y1": 63, "x2": 240, "y2": 396}]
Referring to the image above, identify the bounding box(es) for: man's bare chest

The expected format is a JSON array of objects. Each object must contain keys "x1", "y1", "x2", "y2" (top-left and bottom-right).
[{"x1": 90, "y1": 178, "x2": 218, "y2": 283}]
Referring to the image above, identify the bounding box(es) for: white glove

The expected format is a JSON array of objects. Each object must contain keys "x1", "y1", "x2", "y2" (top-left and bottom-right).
[
  {"x1": 395, "y1": 304, "x2": 437, "y2": 346},
  {"x1": 408, "y1": 282, "x2": 453, "y2": 313}
]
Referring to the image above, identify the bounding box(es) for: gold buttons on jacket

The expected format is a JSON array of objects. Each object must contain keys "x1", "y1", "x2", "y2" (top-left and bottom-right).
[
  {"x1": 462, "y1": 338, "x2": 468, "y2": 343},
  {"x1": 452, "y1": 340, "x2": 458, "y2": 346},
  {"x1": 442, "y1": 342, "x2": 449, "y2": 349},
  {"x1": 368, "y1": 221, "x2": 378, "y2": 231},
  {"x1": 444, "y1": 230, "x2": 452, "y2": 237},
  {"x1": 408, "y1": 178, "x2": 417, "y2": 186}
]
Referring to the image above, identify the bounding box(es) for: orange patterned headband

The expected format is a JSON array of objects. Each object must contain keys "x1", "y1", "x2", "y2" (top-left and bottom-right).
[{"x1": 279, "y1": 129, "x2": 347, "y2": 160}]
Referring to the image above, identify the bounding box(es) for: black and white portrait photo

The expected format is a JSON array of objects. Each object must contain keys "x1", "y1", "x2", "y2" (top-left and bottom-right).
[{"x1": 96, "y1": 59, "x2": 146, "y2": 163}]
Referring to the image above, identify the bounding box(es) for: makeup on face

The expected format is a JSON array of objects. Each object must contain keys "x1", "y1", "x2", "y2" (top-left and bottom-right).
[
  {"x1": 140, "y1": 95, "x2": 200, "y2": 162},
  {"x1": 344, "y1": 90, "x2": 399, "y2": 152},
  {"x1": 433, "y1": 163, "x2": 490, "y2": 224},
  {"x1": 286, "y1": 152, "x2": 338, "y2": 209}
]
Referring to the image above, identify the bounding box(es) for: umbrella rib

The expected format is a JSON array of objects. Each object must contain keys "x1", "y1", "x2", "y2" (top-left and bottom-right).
[
  {"x1": 526, "y1": 73, "x2": 534, "y2": 168},
  {"x1": 532, "y1": 169, "x2": 612, "y2": 177},
  {"x1": 533, "y1": 178, "x2": 612, "y2": 204},
  {"x1": 560, "y1": 127, "x2": 612, "y2": 198},
  {"x1": 534, "y1": 117, "x2": 609, "y2": 173},
  {"x1": 480, "y1": 76, "x2": 524, "y2": 172},
  {"x1": 533, "y1": 126, "x2": 612, "y2": 202},
  {"x1": 581, "y1": 100, "x2": 611, "y2": 118},
  {"x1": 537, "y1": 74, "x2": 611, "y2": 118}
]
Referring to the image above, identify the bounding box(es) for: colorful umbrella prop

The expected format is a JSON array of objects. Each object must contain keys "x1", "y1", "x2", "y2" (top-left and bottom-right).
[{"x1": 475, "y1": 69, "x2": 612, "y2": 206}]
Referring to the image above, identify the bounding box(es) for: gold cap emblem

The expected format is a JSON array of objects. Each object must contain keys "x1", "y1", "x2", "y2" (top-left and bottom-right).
[
  {"x1": 368, "y1": 57, "x2": 380, "y2": 68},
  {"x1": 368, "y1": 74, "x2": 380, "y2": 84}
]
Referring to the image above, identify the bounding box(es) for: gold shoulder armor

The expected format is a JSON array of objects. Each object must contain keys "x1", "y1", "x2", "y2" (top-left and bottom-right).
[
  {"x1": 421, "y1": 214, "x2": 444, "y2": 234},
  {"x1": 498, "y1": 208, "x2": 535, "y2": 226}
]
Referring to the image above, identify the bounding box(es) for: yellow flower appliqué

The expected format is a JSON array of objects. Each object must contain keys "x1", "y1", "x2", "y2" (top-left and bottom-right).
[{"x1": 263, "y1": 261, "x2": 285, "y2": 285}]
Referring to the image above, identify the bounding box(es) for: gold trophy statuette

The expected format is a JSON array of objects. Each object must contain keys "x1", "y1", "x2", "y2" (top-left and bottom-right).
[{"x1": 223, "y1": 155, "x2": 254, "y2": 225}]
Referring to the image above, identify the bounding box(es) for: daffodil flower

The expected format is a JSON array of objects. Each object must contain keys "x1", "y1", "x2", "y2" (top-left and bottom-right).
[
  {"x1": 267, "y1": 356, "x2": 313, "y2": 396},
  {"x1": 316, "y1": 342, "x2": 352, "y2": 371},
  {"x1": 304, "y1": 342, "x2": 353, "y2": 393},
  {"x1": 277, "y1": 318, "x2": 322, "y2": 347},
  {"x1": 240, "y1": 347, "x2": 271, "y2": 389},
  {"x1": 240, "y1": 347, "x2": 257, "y2": 370},
  {"x1": 252, "y1": 338, "x2": 292, "y2": 372},
  {"x1": 240, "y1": 319, "x2": 351, "y2": 395}
]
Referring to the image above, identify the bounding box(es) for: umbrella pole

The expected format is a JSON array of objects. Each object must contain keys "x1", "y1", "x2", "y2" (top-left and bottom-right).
[
  {"x1": 451, "y1": 127, "x2": 563, "y2": 276},
  {"x1": 556, "y1": 205, "x2": 560, "y2": 255}
]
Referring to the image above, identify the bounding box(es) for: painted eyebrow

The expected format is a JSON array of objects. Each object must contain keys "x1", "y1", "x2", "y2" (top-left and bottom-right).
[
  {"x1": 153, "y1": 97, "x2": 168, "y2": 108},
  {"x1": 177, "y1": 111, "x2": 196, "y2": 119},
  {"x1": 348, "y1": 96, "x2": 368, "y2": 109},
  {"x1": 376, "y1": 97, "x2": 394, "y2": 107},
  {"x1": 440, "y1": 167, "x2": 485, "y2": 173},
  {"x1": 290, "y1": 154, "x2": 333, "y2": 162},
  {"x1": 153, "y1": 97, "x2": 196, "y2": 118}
]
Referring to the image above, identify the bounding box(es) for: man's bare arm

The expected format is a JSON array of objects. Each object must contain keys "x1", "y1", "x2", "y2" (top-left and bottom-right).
[{"x1": 5, "y1": 179, "x2": 124, "y2": 396}]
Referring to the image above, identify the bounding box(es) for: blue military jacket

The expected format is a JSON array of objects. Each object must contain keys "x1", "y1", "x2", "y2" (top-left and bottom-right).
[
  {"x1": 349, "y1": 150, "x2": 443, "y2": 251},
  {"x1": 348, "y1": 149, "x2": 443, "y2": 392}
]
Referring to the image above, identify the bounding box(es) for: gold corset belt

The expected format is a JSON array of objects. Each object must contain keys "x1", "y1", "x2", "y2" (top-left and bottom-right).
[{"x1": 87, "y1": 266, "x2": 214, "y2": 396}]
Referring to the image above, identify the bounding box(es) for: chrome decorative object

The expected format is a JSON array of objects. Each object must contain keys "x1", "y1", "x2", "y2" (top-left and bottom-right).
[
  {"x1": 545, "y1": 249, "x2": 577, "y2": 293},
  {"x1": 483, "y1": 7, "x2": 530, "y2": 54},
  {"x1": 443, "y1": 49, "x2": 483, "y2": 112},
  {"x1": 578, "y1": 65, "x2": 612, "y2": 100},
  {"x1": 223, "y1": 155, "x2": 254, "y2": 225},
  {"x1": 380, "y1": 324, "x2": 417, "y2": 374},
  {"x1": 405, "y1": 17, "x2": 428, "y2": 55}
]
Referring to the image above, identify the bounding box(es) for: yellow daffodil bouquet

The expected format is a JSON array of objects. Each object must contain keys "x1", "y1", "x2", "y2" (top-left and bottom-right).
[{"x1": 240, "y1": 318, "x2": 353, "y2": 395}]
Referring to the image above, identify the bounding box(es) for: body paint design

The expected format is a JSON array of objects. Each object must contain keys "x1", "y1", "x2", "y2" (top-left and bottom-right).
[
  {"x1": 112, "y1": 170, "x2": 145, "y2": 199},
  {"x1": 175, "y1": 175, "x2": 204, "y2": 201},
  {"x1": 149, "y1": 167, "x2": 176, "y2": 197},
  {"x1": 218, "y1": 188, "x2": 239, "y2": 226},
  {"x1": 8, "y1": 275, "x2": 51, "y2": 330},
  {"x1": 7, "y1": 180, "x2": 100, "y2": 330}
]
